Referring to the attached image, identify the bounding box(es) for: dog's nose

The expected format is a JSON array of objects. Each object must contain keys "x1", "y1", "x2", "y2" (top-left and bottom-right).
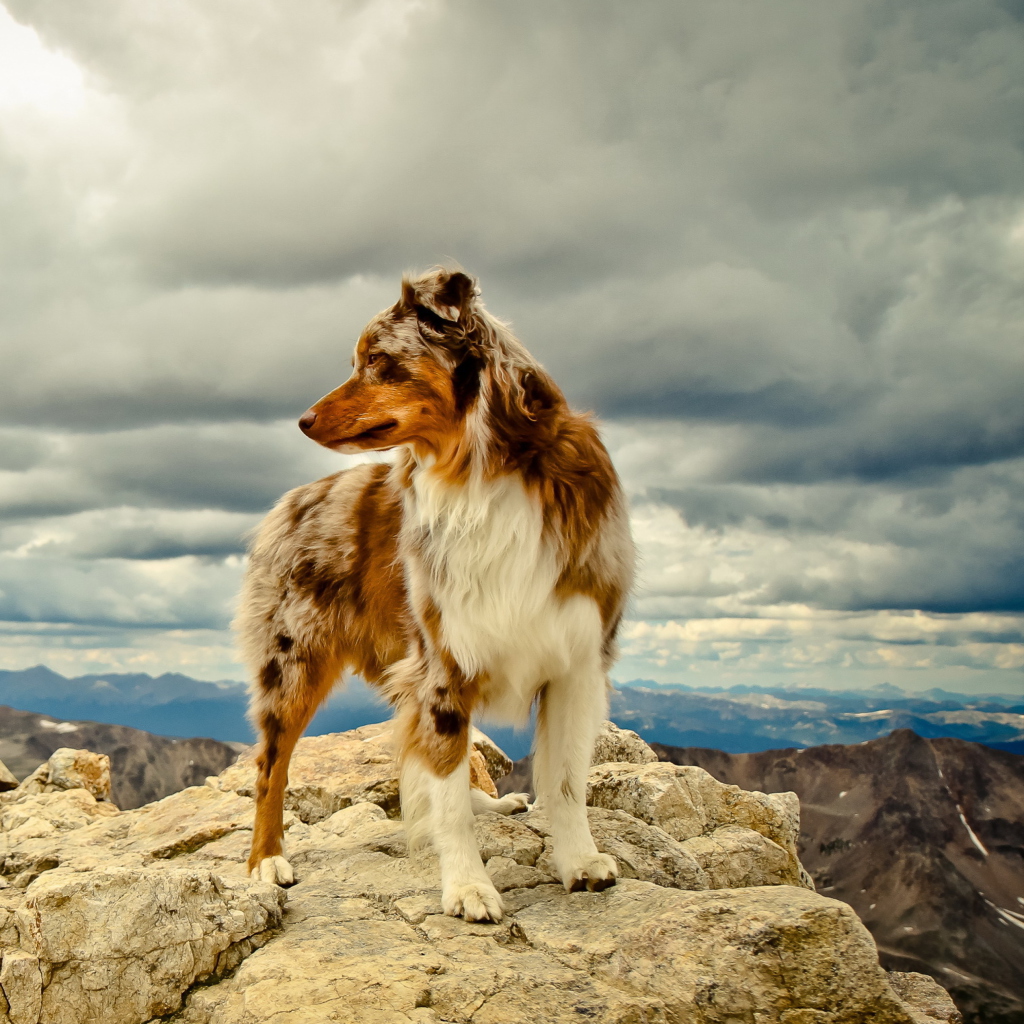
[{"x1": 298, "y1": 410, "x2": 317, "y2": 433}]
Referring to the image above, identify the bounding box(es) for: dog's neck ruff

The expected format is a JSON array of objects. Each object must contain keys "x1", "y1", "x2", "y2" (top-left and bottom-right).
[{"x1": 401, "y1": 455, "x2": 565, "y2": 688}]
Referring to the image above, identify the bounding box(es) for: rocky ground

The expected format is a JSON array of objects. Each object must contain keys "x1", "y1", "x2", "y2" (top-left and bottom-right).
[{"x1": 0, "y1": 721, "x2": 961, "y2": 1024}]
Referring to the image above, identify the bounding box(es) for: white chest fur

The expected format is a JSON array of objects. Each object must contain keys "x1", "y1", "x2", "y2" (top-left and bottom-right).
[{"x1": 402, "y1": 468, "x2": 601, "y2": 720}]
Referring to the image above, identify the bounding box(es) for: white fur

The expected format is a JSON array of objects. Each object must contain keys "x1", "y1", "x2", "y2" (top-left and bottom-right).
[
  {"x1": 401, "y1": 461, "x2": 616, "y2": 911},
  {"x1": 423, "y1": 752, "x2": 504, "y2": 921},
  {"x1": 404, "y1": 464, "x2": 603, "y2": 722},
  {"x1": 470, "y1": 789, "x2": 530, "y2": 815}
]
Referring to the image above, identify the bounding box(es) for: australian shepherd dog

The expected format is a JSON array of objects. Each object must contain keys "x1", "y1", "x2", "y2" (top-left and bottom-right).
[{"x1": 235, "y1": 268, "x2": 635, "y2": 922}]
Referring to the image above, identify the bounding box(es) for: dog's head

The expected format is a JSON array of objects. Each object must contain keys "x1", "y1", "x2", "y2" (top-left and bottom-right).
[{"x1": 298, "y1": 268, "x2": 485, "y2": 456}]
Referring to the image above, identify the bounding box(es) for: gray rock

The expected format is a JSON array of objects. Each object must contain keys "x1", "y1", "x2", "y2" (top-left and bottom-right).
[
  {"x1": 586, "y1": 760, "x2": 812, "y2": 888},
  {"x1": 591, "y1": 720, "x2": 659, "y2": 766},
  {"x1": 0, "y1": 867, "x2": 283, "y2": 1024},
  {"x1": 9, "y1": 749, "x2": 112, "y2": 804}
]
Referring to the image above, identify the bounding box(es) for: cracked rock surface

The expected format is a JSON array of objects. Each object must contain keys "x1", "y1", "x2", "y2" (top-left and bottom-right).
[{"x1": 0, "y1": 729, "x2": 960, "y2": 1024}]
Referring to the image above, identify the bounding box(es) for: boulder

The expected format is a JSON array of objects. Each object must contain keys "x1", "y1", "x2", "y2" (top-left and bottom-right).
[
  {"x1": 0, "y1": 722, "x2": 964, "y2": 1024},
  {"x1": 0, "y1": 760, "x2": 17, "y2": 793},
  {"x1": 586, "y1": 760, "x2": 811, "y2": 886},
  {"x1": 887, "y1": 972, "x2": 964, "y2": 1023},
  {"x1": 591, "y1": 719, "x2": 658, "y2": 765},
  {"x1": 213, "y1": 722, "x2": 504, "y2": 823},
  {"x1": 8, "y1": 750, "x2": 112, "y2": 804},
  {"x1": 470, "y1": 727, "x2": 513, "y2": 780},
  {"x1": 0, "y1": 867, "x2": 283, "y2": 1024},
  {"x1": 175, "y1": 881, "x2": 929, "y2": 1024}
]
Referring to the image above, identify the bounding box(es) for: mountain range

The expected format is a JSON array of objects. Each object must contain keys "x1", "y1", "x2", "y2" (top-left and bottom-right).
[
  {"x1": 610, "y1": 680, "x2": 1024, "y2": 756},
  {"x1": 0, "y1": 664, "x2": 388, "y2": 745},
  {"x1": 0, "y1": 666, "x2": 1019, "y2": 760}
]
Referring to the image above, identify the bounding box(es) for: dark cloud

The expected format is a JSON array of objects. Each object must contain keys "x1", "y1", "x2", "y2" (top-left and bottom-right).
[
  {"x1": 0, "y1": 0, "x2": 1021, "y2": 684},
  {"x1": 0, "y1": 421, "x2": 363, "y2": 520}
]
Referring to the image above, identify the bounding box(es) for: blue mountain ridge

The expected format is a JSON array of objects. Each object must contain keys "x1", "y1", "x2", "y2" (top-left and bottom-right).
[{"x1": 0, "y1": 666, "x2": 1020, "y2": 759}]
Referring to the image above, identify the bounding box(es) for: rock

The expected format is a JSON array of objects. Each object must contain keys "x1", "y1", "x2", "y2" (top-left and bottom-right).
[
  {"x1": 0, "y1": 723, "x2": 941, "y2": 1024},
  {"x1": 1, "y1": 783, "x2": 268, "y2": 888},
  {"x1": 527, "y1": 807, "x2": 709, "y2": 891},
  {"x1": 213, "y1": 722, "x2": 401, "y2": 822},
  {"x1": 586, "y1": 760, "x2": 811, "y2": 887},
  {"x1": 661, "y1": 732, "x2": 1024, "y2": 1023},
  {"x1": 470, "y1": 727, "x2": 513, "y2": 780},
  {"x1": 467, "y1": 747, "x2": 497, "y2": 797},
  {"x1": 214, "y1": 722, "x2": 507, "y2": 823},
  {"x1": 887, "y1": 972, "x2": 963, "y2": 1023},
  {"x1": 526, "y1": 809, "x2": 803, "y2": 892},
  {"x1": 681, "y1": 823, "x2": 803, "y2": 888},
  {"x1": 9, "y1": 749, "x2": 112, "y2": 804},
  {"x1": 1, "y1": 788, "x2": 121, "y2": 885},
  {"x1": 0, "y1": 867, "x2": 283, "y2": 1024},
  {"x1": 176, "y1": 880, "x2": 922, "y2": 1024},
  {"x1": 591, "y1": 720, "x2": 658, "y2": 765},
  {"x1": 473, "y1": 812, "x2": 544, "y2": 865},
  {"x1": 0, "y1": 949, "x2": 42, "y2": 1024},
  {"x1": 512, "y1": 882, "x2": 917, "y2": 1023},
  {"x1": 319, "y1": 801, "x2": 387, "y2": 835},
  {"x1": 0, "y1": 760, "x2": 17, "y2": 793}
]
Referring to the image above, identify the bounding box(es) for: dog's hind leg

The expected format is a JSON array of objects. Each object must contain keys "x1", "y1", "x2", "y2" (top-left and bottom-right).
[
  {"x1": 247, "y1": 652, "x2": 338, "y2": 884},
  {"x1": 470, "y1": 789, "x2": 530, "y2": 815},
  {"x1": 533, "y1": 666, "x2": 617, "y2": 893}
]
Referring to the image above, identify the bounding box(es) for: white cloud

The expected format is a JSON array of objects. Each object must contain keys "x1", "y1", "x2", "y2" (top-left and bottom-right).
[
  {"x1": 0, "y1": 621, "x2": 245, "y2": 681},
  {"x1": 0, "y1": 0, "x2": 1021, "y2": 693},
  {"x1": 0, "y1": 7, "x2": 85, "y2": 115}
]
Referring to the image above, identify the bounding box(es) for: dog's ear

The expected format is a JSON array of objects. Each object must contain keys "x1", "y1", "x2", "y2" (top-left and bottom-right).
[{"x1": 401, "y1": 270, "x2": 477, "y2": 324}]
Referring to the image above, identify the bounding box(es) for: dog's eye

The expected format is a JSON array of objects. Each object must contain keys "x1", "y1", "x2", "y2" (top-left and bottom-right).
[{"x1": 366, "y1": 352, "x2": 381, "y2": 366}]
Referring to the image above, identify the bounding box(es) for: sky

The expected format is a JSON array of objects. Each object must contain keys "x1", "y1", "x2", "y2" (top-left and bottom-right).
[{"x1": 0, "y1": 0, "x2": 1022, "y2": 697}]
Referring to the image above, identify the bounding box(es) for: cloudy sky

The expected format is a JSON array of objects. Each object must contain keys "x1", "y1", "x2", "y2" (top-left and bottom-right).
[{"x1": 1, "y1": 0, "x2": 1022, "y2": 695}]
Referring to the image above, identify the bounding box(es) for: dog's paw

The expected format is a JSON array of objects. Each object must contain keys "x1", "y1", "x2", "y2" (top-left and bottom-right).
[
  {"x1": 250, "y1": 855, "x2": 295, "y2": 886},
  {"x1": 561, "y1": 852, "x2": 618, "y2": 893},
  {"x1": 493, "y1": 792, "x2": 531, "y2": 815},
  {"x1": 443, "y1": 880, "x2": 504, "y2": 922}
]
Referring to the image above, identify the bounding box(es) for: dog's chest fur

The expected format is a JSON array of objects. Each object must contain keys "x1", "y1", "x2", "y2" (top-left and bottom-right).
[{"x1": 402, "y1": 467, "x2": 598, "y2": 716}]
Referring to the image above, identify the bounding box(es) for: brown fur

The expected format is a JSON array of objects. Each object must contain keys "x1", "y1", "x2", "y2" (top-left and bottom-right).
[{"x1": 236, "y1": 269, "x2": 633, "y2": 879}]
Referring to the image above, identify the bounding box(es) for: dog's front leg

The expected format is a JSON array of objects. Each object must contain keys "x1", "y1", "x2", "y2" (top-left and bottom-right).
[
  {"x1": 393, "y1": 657, "x2": 503, "y2": 923},
  {"x1": 428, "y1": 749, "x2": 504, "y2": 922},
  {"x1": 534, "y1": 670, "x2": 618, "y2": 892}
]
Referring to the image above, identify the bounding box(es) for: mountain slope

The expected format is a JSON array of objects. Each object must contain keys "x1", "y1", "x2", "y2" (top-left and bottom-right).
[
  {"x1": 655, "y1": 730, "x2": 1024, "y2": 1024},
  {"x1": 0, "y1": 704, "x2": 241, "y2": 809}
]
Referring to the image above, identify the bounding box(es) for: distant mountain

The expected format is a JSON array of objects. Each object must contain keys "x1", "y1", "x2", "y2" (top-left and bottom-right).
[
  {"x1": 610, "y1": 682, "x2": 1024, "y2": 755},
  {"x1": 656, "y1": 731, "x2": 1024, "y2": 1024},
  {"x1": 0, "y1": 665, "x2": 1020, "y2": 759},
  {"x1": 0, "y1": 704, "x2": 241, "y2": 809},
  {"x1": 0, "y1": 665, "x2": 389, "y2": 744}
]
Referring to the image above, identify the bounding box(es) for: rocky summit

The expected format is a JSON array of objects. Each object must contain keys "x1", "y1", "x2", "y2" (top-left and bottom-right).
[{"x1": 0, "y1": 721, "x2": 960, "y2": 1024}]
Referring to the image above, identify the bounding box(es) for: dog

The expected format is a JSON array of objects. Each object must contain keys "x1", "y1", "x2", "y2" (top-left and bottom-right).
[{"x1": 234, "y1": 268, "x2": 635, "y2": 922}]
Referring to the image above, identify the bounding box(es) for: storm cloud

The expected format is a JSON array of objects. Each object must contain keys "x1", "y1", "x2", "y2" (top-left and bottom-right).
[{"x1": 0, "y1": 0, "x2": 1021, "y2": 690}]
